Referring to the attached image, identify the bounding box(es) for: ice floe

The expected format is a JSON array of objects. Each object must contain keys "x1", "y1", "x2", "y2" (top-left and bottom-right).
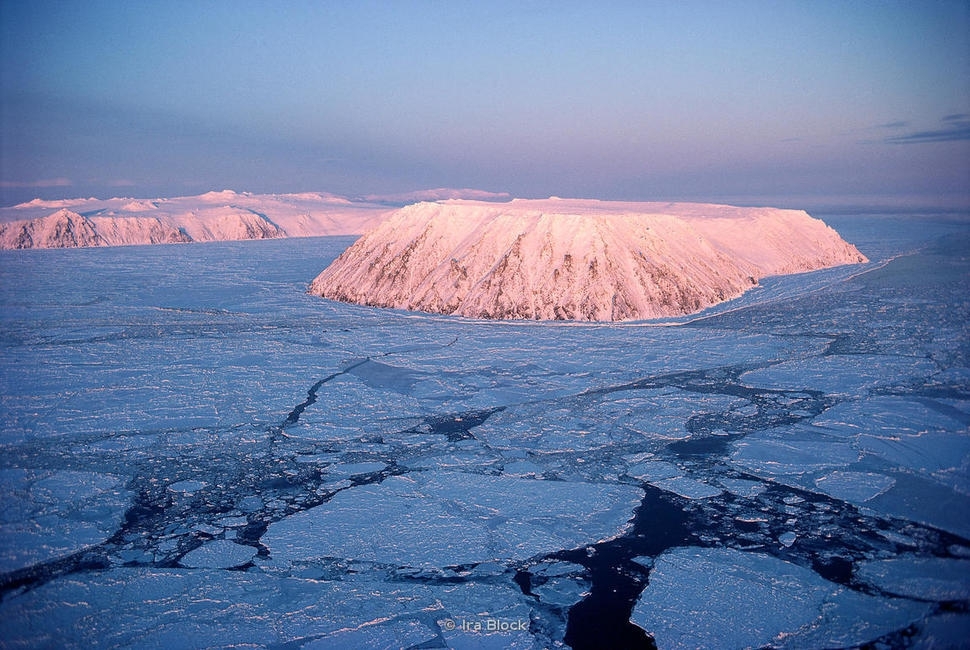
[
  {"x1": 855, "y1": 555, "x2": 970, "y2": 601},
  {"x1": 632, "y1": 546, "x2": 931, "y2": 649},
  {"x1": 263, "y1": 471, "x2": 643, "y2": 568},
  {"x1": 813, "y1": 470, "x2": 896, "y2": 503},
  {"x1": 0, "y1": 568, "x2": 538, "y2": 648},
  {"x1": 731, "y1": 425, "x2": 861, "y2": 476},
  {"x1": 179, "y1": 539, "x2": 256, "y2": 569},
  {"x1": 740, "y1": 354, "x2": 939, "y2": 396},
  {"x1": 0, "y1": 469, "x2": 130, "y2": 573}
]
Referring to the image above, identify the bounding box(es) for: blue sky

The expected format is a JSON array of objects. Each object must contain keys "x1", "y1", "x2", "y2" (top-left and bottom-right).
[{"x1": 1, "y1": 1, "x2": 968, "y2": 209}]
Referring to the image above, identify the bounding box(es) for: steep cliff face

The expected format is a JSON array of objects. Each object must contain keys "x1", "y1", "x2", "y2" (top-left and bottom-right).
[
  {"x1": 166, "y1": 207, "x2": 285, "y2": 242},
  {"x1": 85, "y1": 216, "x2": 192, "y2": 245},
  {"x1": 0, "y1": 207, "x2": 281, "y2": 249},
  {"x1": 0, "y1": 190, "x2": 393, "y2": 249},
  {"x1": 0, "y1": 209, "x2": 106, "y2": 248},
  {"x1": 308, "y1": 199, "x2": 868, "y2": 321}
]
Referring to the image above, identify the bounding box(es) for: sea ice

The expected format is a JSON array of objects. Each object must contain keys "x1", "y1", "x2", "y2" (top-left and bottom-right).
[
  {"x1": 778, "y1": 531, "x2": 797, "y2": 547},
  {"x1": 168, "y1": 479, "x2": 207, "y2": 494},
  {"x1": 814, "y1": 396, "x2": 968, "y2": 437},
  {"x1": 855, "y1": 555, "x2": 970, "y2": 601},
  {"x1": 0, "y1": 469, "x2": 130, "y2": 573},
  {"x1": 179, "y1": 539, "x2": 256, "y2": 569},
  {"x1": 474, "y1": 388, "x2": 742, "y2": 457},
  {"x1": 813, "y1": 470, "x2": 896, "y2": 504},
  {"x1": 650, "y1": 476, "x2": 723, "y2": 500},
  {"x1": 716, "y1": 477, "x2": 767, "y2": 497},
  {"x1": 625, "y1": 460, "x2": 683, "y2": 482},
  {"x1": 866, "y1": 471, "x2": 970, "y2": 540},
  {"x1": 856, "y1": 432, "x2": 970, "y2": 493},
  {"x1": 739, "y1": 354, "x2": 939, "y2": 396},
  {"x1": 263, "y1": 471, "x2": 643, "y2": 567},
  {"x1": 632, "y1": 546, "x2": 930, "y2": 649},
  {"x1": 322, "y1": 461, "x2": 388, "y2": 477},
  {"x1": 730, "y1": 425, "x2": 860, "y2": 476},
  {"x1": 0, "y1": 568, "x2": 537, "y2": 648}
]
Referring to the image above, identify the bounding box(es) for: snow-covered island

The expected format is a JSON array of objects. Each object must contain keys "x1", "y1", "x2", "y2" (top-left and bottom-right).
[
  {"x1": 0, "y1": 190, "x2": 397, "y2": 249},
  {"x1": 0, "y1": 189, "x2": 514, "y2": 249},
  {"x1": 309, "y1": 198, "x2": 868, "y2": 321}
]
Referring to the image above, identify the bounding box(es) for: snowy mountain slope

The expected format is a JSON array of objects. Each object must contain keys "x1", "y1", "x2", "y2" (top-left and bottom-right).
[
  {"x1": 0, "y1": 190, "x2": 393, "y2": 249},
  {"x1": 309, "y1": 198, "x2": 868, "y2": 321},
  {"x1": 0, "y1": 209, "x2": 106, "y2": 248},
  {"x1": 0, "y1": 208, "x2": 193, "y2": 248}
]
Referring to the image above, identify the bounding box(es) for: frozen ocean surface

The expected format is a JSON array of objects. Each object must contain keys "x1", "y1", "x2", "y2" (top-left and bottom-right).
[{"x1": 0, "y1": 215, "x2": 968, "y2": 648}]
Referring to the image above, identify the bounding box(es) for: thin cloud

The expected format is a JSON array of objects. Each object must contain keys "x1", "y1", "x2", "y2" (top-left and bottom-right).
[
  {"x1": 0, "y1": 178, "x2": 73, "y2": 188},
  {"x1": 877, "y1": 120, "x2": 910, "y2": 129},
  {"x1": 885, "y1": 115, "x2": 970, "y2": 144},
  {"x1": 363, "y1": 188, "x2": 512, "y2": 204}
]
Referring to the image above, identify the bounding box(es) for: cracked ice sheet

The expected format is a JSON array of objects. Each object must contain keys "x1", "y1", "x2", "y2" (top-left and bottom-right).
[
  {"x1": 855, "y1": 555, "x2": 970, "y2": 601},
  {"x1": 0, "y1": 568, "x2": 536, "y2": 649},
  {"x1": 0, "y1": 469, "x2": 131, "y2": 574},
  {"x1": 856, "y1": 432, "x2": 970, "y2": 493},
  {"x1": 813, "y1": 396, "x2": 970, "y2": 494},
  {"x1": 739, "y1": 353, "x2": 939, "y2": 396},
  {"x1": 0, "y1": 331, "x2": 349, "y2": 444},
  {"x1": 475, "y1": 388, "x2": 743, "y2": 456},
  {"x1": 337, "y1": 325, "x2": 822, "y2": 411},
  {"x1": 632, "y1": 546, "x2": 931, "y2": 650},
  {"x1": 730, "y1": 425, "x2": 861, "y2": 478},
  {"x1": 814, "y1": 396, "x2": 969, "y2": 438},
  {"x1": 263, "y1": 471, "x2": 643, "y2": 568},
  {"x1": 729, "y1": 423, "x2": 970, "y2": 538}
]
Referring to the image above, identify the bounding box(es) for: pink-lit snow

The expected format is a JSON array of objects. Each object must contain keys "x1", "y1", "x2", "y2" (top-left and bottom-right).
[{"x1": 309, "y1": 198, "x2": 868, "y2": 321}]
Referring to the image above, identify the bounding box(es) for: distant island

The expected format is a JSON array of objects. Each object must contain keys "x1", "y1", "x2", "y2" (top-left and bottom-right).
[
  {"x1": 0, "y1": 189, "x2": 507, "y2": 249},
  {"x1": 309, "y1": 198, "x2": 868, "y2": 321}
]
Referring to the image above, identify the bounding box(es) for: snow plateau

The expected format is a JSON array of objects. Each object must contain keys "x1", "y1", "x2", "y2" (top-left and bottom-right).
[{"x1": 308, "y1": 198, "x2": 868, "y2": 321}]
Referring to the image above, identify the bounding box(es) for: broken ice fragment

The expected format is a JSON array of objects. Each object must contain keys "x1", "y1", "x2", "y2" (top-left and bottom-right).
[
  {"x1": 813, "y1": 470, "x2": 895, "y2": 504},
  {"x1": 855, "y1": 555, "x2": 970, "y2": 601},
  {"x1": 651, "y1": 476, "x2": 722, "y2": 500},
  {"x1": 263, "y1": 471, "x2": 643, "y2": 568},
  {"x1": 0, "y1": 469, "x2": 131, "y2": 573},
  {"x1": 633, "y1": 546, "x2": 930, "y2": 649},
  {"x1": 180, "y1": 540, "x2": 256, "y2": 569},
  {"x1": 323, "y1": 461, "x2": 387, "y2": 477},
  {"x1": 168, "y1": 479, "x2": 208, "y2": 494}
]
